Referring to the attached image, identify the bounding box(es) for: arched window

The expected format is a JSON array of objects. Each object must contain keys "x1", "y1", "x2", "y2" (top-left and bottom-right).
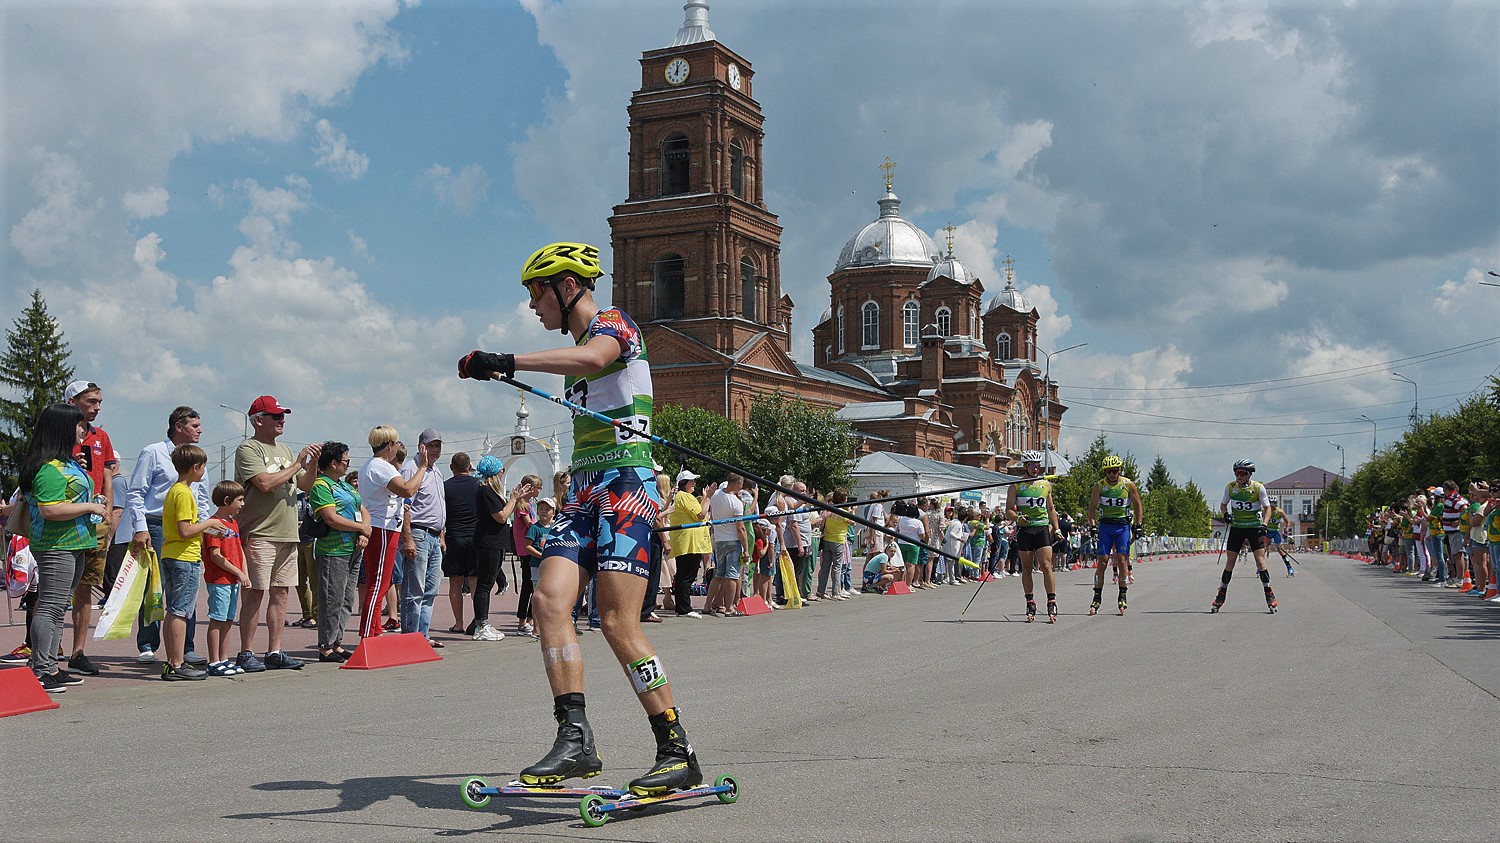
[
  {"x1": 970, "y1": 310, "x2": 977, "y2": 338},
  {"x1": 861, "y1": 301, "x2": 879, "y2": 349},
  {"x1": 902, "y1": 300, "x2": 919, "y2": 347},
  {"x1": 661, "y1": 133, "x2": 690, "y2": 195},
  {"x1": 995, "y1": 332, "x2": 1012, "y2": 360},
  {"x1": 837, "y1": 305, "x2": 845, "y2": 355},
  {"x1": 740, "y1": 257, "x2": 757, "y2": 323},
  {"x1": 652, "y1": 254, "x2": 685, "y2": 320},
  {"x1": 729, "y1": 140, "x2": 745, "y2": 198},
  {"x1": 934, "y1": 306, "x2": 952, "y2": 337}
]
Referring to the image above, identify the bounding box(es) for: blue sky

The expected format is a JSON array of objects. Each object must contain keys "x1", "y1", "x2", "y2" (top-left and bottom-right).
[{"x1": 5, "y1": 0, "x2": 1498, "y2": 494}]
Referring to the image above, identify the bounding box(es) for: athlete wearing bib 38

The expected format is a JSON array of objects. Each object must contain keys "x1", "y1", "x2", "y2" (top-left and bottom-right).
[
  {"x1": 1086, "y1": 455, "x2": 1141, "y2": 616},
  {"x1": 1005, "y1": 451, "x2": 1060, "y2": 623},
  {"x1": 457, "y1": 242, "x2": 700, "y2": 797},
  {"x1": 1212, "y1": 459, "x2": 1278, "y2": 614}
]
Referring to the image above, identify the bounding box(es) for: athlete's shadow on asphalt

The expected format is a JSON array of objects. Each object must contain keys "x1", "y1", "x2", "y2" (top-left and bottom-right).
[{"x1": 223, "y1": 775, "x2": 579, "y2": 834}]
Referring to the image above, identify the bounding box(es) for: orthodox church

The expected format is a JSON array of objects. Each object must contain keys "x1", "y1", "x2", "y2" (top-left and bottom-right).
[{"x1": 606, "y1": 2, "x2": 1066, "y2": 473}]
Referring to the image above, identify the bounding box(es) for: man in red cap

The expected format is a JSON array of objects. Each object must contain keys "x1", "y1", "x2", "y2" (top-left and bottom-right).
[{"x1": 233, "y1": 395, "x2": 320, "y2": 671}]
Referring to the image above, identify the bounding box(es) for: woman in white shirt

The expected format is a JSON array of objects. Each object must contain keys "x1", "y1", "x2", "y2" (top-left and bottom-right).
[{"x1": 356, "y1": 426, "x2": 429, "y2": 639}]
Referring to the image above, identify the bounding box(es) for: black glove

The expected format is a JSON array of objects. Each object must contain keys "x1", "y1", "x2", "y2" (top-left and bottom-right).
[{"x1": 457, "y1": 350, "x2": 514, "y2": 380}]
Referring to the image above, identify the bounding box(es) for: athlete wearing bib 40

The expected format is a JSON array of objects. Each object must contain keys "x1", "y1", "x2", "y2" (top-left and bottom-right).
[
  {"x1": 1005, "y1": 451, "x2": 1060, "y2": 623},
  {"x1": 1212, "y1": 459, "x2": 1277, "y2": 614},
  {"x1": 1086, "y1": 455, "x2": 1142, "y2": 616},
  {"x1": 457, "y1": 242, "x2": 699, "y2": 798}
]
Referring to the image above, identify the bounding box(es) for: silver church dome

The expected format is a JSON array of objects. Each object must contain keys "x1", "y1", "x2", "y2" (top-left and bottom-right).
[
  {"x1": 986, "y1": 277, "x2": 1032, "y2": 313},
  {"x1": 834, "y1": 191, "x2": 942, "y2": 272},
  {"x1": 926, "y1": 255, "x2": 976, "y2": 285}
]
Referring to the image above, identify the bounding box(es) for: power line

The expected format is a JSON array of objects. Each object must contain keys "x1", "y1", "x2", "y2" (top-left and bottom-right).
[{"x1": 1065, "y1": 336, "x2": 1500, "y2": 396}]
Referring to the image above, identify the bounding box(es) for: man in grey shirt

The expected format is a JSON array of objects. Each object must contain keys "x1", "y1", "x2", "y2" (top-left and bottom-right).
[{"x1": 399, "y1": 428, "x2": 446, "y2": 642}]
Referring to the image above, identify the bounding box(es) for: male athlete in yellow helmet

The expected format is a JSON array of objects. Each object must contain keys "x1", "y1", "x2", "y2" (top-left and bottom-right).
[
  {"x1": 1086, "y1": 455, "x2": 1142, "y2": 616},
  {"x1": 458, "y1": 242, "x2": 701, "y2": 796}
]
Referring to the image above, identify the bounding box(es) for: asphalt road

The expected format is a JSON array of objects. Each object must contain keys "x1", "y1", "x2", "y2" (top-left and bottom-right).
[{"x1": 6, "y1": 552, "x2": 1496, "y2": 842}]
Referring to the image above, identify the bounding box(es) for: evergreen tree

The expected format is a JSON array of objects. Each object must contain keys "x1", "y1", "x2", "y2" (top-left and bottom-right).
[{"x1": 0, "y1": 289, "x2": 74, "y2": 494}]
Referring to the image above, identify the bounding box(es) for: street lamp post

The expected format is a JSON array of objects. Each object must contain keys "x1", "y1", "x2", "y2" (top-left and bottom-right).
[
  {"x1": 1036, "y1": 342, "x2": 1088, "y2": 473},
  {"x1": 1358, "y1": 414, "x2": 1377, "y2": 460},
  {"x1": 219, "y1": 403, "x2": 250, "y2": 440},
  {"x1": 1390, "y1": 372, "x2": 1418, "y2": 431},
  {"x1": 1327, "y1": 441, "x2": 1345, "y2": 479}
]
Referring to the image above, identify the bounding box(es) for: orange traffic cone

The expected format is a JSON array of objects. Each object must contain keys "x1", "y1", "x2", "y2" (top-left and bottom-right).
[
  {"x1": 1459, "y1": 575, "x2": 1474, "y2": 592},
  {"x1": 1482, "y1": 584, "x2": 1498, "y2": 600}
]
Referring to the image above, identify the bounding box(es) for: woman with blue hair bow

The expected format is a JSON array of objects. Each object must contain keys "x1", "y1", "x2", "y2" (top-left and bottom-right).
[{"x1": 471, "y1": 456, "x2": 532, "y2": 640}]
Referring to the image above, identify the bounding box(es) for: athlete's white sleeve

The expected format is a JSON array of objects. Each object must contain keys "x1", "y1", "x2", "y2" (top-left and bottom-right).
[
  {"x1": 1256, "y1": 483, "x2": 1270, "y2": 510},
  {"x1": 1219, "y1": 484, "x2": 1231, "y2": 508}
]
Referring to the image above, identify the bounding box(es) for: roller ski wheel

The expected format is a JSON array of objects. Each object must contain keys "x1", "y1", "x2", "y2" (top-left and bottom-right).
[
  {"x1": 1047, "y1": 602, "x2": 1058, "y2": 624},
  {"x1": 715, "y1": 774, "x2": 740, "y2": 804},
  {"x1": 1266, "y1": 596, "x2": 1278, "y2": 614},
  {"x1": 1118, "y1": 599, "x2": 1127, "y2": 616},
  {"x1": 1025, "y1": 601, "x2": 1037, "y2": 623},
  {"x1": 460, "y1": 776, "x2": 492, "y2": 810},
  {"x1": 580, "y1": 794, "x2": 609, "y2": 827},
  {"x1": 1089, "y1": 598, "x2": 1100, "y2": 616}
]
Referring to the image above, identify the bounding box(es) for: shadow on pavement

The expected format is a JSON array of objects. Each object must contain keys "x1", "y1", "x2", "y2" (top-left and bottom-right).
[
  {"x1": 224, "y1": 775, "x2": 573, "y2": 834},
  {"x1": 1345, "y1": 561, "x2": 1500, "y2": 641}
]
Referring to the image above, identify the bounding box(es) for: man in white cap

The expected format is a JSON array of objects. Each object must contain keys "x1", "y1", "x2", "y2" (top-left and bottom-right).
[
  {"x1": 399, "y1": 428, "x2": 446, "y2": 643},
  {"x1": 62, "y1": 380, "x2": 116, "y2": 675}
]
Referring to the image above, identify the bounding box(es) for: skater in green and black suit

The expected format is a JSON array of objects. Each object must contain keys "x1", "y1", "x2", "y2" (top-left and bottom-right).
[
  {"x1": 1213, "y1": 459, "x2": 1278, "y2": 613},
  {"x1": 1005, "y1": 451, "x2": 1060, "y2": 623},
  {"x1": 458, "y1": 242, "x2": 701, "y2": 796}
]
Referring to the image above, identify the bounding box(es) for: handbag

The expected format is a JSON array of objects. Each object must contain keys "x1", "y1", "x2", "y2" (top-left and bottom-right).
[{"x1": 299, "y1": 483, "x2": 331, "y2": 539}]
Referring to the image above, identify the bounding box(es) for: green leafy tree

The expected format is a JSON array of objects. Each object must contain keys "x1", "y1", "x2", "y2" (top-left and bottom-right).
[
  {"x1": 740, "y1": 390, "x2": 853, "y2": 496},
  {"x1": 1053, "y1": 434, "x2": 1139, "y2": 517},
  {"x1": 651, "y1": 403, "x2": 743, "y2": 484},
  {"x1": 0, "y1": 290, "x2": 74, "y2": 494}
]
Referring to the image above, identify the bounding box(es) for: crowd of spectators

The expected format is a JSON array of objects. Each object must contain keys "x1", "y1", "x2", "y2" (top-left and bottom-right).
[
  {"x1": 1355, "y1": 480, "x2": 1499, "y2": 601},
  {"x1": 3, "y1": 380, "x2": 1219, "y2": 695}
]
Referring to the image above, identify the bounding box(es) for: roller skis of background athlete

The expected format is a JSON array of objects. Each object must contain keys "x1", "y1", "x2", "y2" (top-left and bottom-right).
[{"x1": 460, "y1": 774, "x2": 739, "y2": 827}]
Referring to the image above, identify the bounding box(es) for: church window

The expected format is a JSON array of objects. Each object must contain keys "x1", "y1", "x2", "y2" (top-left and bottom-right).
[
  {"x1": 740, "y1": 257, "x2": 757, "y2": 322},
  {"x1": 730, "y1": 140, "x2": 745, "y2": 198},
  {"x1": 661, "y1": 133, "x2": 690, "y2": 195},
  {"x1": 837, "y1": 305, "x2": 845, "y2": 355},
  {"x1": 861, "y1": 301, "x2": 879, "y2": 349},
  {"x1": 652, "y1": 254, "x2": 685, "y2": 320},
  {"x1": 902, "y1": 300, "x2": 919, "y2": 347},
  {"x1": 935, "y1": 306, "x2": 951, "y2": 337},
  {"x1": 996, "y1": 332, "x2": 1012, "y2": 360},
  {"x1": 970, "y1": 311, "x2": 977, "y2": 338}
]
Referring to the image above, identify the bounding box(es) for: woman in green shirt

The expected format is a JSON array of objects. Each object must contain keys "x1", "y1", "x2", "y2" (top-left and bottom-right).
[{"x1": 17, "y1": 403, "x2": 107, "y2": 692}]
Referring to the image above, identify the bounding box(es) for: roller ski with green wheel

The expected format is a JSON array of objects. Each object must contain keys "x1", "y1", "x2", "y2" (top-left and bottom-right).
[
  {"x1": 1117, "y1": 596, "x2": 1127, "y2": 616},
  {"x1": 458, "y1": 774, "x2": 739, "y2": 827},
  {"x1": 1088, "y1": 596, "x2": 1101, "y2": 616}
]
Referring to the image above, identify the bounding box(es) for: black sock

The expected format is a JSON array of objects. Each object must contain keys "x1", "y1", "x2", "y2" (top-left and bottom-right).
[
  {"x1": 1046, "y1": 592, "x2": 1057, "y2": 602},
  {"x1": 1220, "y1": 570, "x2": 1233, "y2": 586},
  {"x1": 554, "y1": 692, "x2": 586, "y2": 718},
  {"x1": 1258, "y1": 569, "x2": 1271, "y2": 585}
]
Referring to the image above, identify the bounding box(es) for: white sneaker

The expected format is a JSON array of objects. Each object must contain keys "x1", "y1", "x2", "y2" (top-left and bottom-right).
[
  {"x1": 137, "y1": 647, "x2": 156, "y2": 663},
  {"x1": 681, "y1": 610, "x2": 703, "y2": 619},
  {"x1": 517, "y1": 622, "x2": 533, "y2": 636},
  {"x1": 473, "y1": 624, "x2": 505, "y2": 641}
]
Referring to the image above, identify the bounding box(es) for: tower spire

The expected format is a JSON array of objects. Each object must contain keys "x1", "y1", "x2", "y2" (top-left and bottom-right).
[
  {"x1": 669, "y1": 1, "x2": 716, "y2": 47},
  {"x1": 943, "y1": 222, "x2": 957, "y2": 257}
]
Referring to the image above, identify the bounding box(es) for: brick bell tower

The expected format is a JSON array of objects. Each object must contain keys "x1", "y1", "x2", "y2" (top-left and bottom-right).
[{"x1": 607, "y1": 1, "x2": 789, "y2": 360}]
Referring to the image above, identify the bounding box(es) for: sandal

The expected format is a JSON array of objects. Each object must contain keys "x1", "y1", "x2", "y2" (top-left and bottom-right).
[
  {"x1": 446, "y1": 626, "x2": 464, "y2": 634},
  {"x1": 293, "y1": 618, "x2": 317, "y2": 628}
]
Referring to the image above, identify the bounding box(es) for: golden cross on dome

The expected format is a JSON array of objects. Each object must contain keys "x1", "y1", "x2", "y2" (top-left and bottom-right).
[
  {"x1": 880, "y1": 156, "x2": 896, "y2": 191},
  {"x1": 943, "y1": 222, "x2": 957, "y2": 255},
  {"x1": 1003, "y1": 254, "x2": 1016, "y2": 283}
]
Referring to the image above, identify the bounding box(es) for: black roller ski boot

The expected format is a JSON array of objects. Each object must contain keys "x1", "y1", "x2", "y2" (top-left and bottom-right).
[
  {"x1": 520, "y1": 694, "x2": 603, "y2": 786},
  {"x1": 628, "y1": 707, "x2": 702, "y2": 796},
  {"x1": 1210, "y1": 587, "x2": 1226, "y2": 613},
  {"x1": 1117, "y1": 588, "x2": 1128, "y2": 616},
  {"x1": 1089, "y1": 589, "x2": 1102, "y2": 616},
  {"x1": 1046, "y1": 597, "x2": 1058, "y2": 624},
  {"x1": 1025, "y1": 597, "x2": 1037, "y2": 623},
  {"x1": 1265, "y1": 590, "x2": 1278, "y2": 613}
]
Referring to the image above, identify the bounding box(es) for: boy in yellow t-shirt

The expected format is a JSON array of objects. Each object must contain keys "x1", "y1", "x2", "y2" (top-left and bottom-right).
[{"x1": 160, "y1": 445, "x2": 229, "y2": 681}]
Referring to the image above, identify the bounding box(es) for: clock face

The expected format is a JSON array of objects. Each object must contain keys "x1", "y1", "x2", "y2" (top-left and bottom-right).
[
  {"x1": 665, "y1": 58, "x2": 690, "y2": 86},
  {"x1": 727, "y1": 63, "x2": 742, "y2": 91}
]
